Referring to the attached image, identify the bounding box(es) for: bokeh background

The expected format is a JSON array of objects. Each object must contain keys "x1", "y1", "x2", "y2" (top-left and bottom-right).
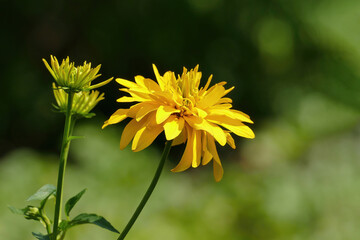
[{"x1": 1, "y1": 0, "x2": 360, "y2": 239}]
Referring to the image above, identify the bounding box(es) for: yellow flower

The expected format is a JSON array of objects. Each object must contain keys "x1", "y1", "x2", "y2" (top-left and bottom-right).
[
  {"x1": 43, "y1": 55, "x2": 113, "y2": 92},
  {"x1": 103, "y1": 65, "x2": 254, "y2": 181},
  {"x1": 52, "y1": 83, "x2": 105, "y2": 118}
]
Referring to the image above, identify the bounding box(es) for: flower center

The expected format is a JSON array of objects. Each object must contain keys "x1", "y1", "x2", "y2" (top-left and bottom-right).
[{"x1": 178, "y1": 98, "x2": 194, "y2": 117}]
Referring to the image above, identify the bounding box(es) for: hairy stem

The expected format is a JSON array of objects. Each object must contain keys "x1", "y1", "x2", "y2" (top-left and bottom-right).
[{"x1": 52, "y1": 92, "x2": 74, "y2": 240}]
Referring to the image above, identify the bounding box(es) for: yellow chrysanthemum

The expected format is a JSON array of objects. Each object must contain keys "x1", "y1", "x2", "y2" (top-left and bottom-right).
[{"x1": 103, "y1": 65, "x2": 254, "y2": 181}]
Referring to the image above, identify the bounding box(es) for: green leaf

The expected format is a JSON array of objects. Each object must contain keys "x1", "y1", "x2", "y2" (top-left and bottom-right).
[
  {"x1": 69, "y1": 213, "x2": 119, "y2": 233},
  {"x1": 68, "y1": 135, "x2": 85, "y2": 141},
  {"x1": 32, "y1": 232, "x2": 51, "y2": 240},
  {"x1": 65, "y1": 188, "x2": 87, "y2": 217},
  {"x1": 9, "y1": 205, "x2": 42, "y2": 221},
  {"x1": 27, "y1": 184, "x2": 56, "y2": 209},
  {"x1": 8, "y1": 205, "x2": 25, "y2": 215}
]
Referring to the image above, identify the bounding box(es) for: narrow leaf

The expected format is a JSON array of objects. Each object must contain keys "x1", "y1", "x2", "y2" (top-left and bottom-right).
[
  {"x1": 69, "y1": 213, "x2": 119, "y2": 233},
  {"x1": 32, "y1": 232, "x2": 51, "y2": 240},
  {"x1": 8, "y1": 205, "x2": 25, "y2": 215},
  {"x1": 27, "y1": 184, "x2": 56, "y2": 202},
  {"x1": 68, "y1": 136, "x2": 85, "y2": 141},
  {"x1": 65, "y1": 189, "x2": 87, "y2": 217}
]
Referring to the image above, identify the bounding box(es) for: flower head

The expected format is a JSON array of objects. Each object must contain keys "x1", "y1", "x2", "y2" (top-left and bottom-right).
[
  {"x1": 52, "y1": 83, "x2": 105, "y2": 118},
  {"x1": 43, "y1": 55, "x2": 113, "y2": 92},
  {"x1": 104, "y1": 65, "x2": 254, "y2": 181}
]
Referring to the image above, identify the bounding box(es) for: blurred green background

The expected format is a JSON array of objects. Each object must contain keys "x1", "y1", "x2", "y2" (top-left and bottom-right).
[{"x1": 1, "y1": 0, "x2": 360, "y2": 239}]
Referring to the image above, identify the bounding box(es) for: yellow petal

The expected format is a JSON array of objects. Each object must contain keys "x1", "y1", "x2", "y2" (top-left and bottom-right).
[
  {"x1": 195, "y1": 107, "x2": 208, "y2": 118},
  {"x1": 163, "y1": 116, "x2": 185, "y2": 140},
  {"x1": 152, "y1": 64, "x2": 166, "y2": 91},
  {"x1": 209, "y1": 108, "x2": 253, "y2": 123},
  {"x1": 131, "y1": 125, "x2": 163, "y2": 152},
  {"x1": 143, "y1": 78, "x2": 162, "y2": 92},
  {"x1": 134, "y1": 75, "x2": 145, "y2": 86},
  {"x1": 199, "y1": 74, "x2": 213, "y2": 95},
  {"x1": 120, "y1": 118, "x2": 145, "y2": 149},
  {"x1": 226, "y1": 132, "x2": 236, "y2": 149},
  {"x1": 185, "y1": 116, "x2": 227, "y2": 146},
  {"x1": 136, "y1": 103, "x2": 159, "y2": 121},
  {"x1": 102, "y1": 120, "x2": 109, "y2": 129},
  {"x1": 207, "y1": 135, "x2": 223, "y2": 182},
  {"x1": 198, "y1": 84, "x2": 226, "y2": 108},
  {"x1": 192, "y1": 130, "x2": 202, "y2": 168},
  {"x1": 172, "y1": 125, "x2": 188, "y2": 146},
  {"x1": 201, "y1": 132, "x2": 213, "y2": 165},
  {"x1": 220, "y1": 123, "x2": 255, "y2": 139},
  {"x1": 103, "y1": 109, "x2": 128, "y2": 128},
  {"x1": 171, "y1": 127, "x2": 193, "y2": 172},
  {"x1": 127, "y1": 103, "x2": 145, "y2": 118},
  {"x1": 202, "y1": 149, "x2": 213, "y2": 165},
  {"x1": 217, "y1": 98, "x2": 232, "y2": 104},
  {"x1": 156, "y1": 105, "x2": 180, "y2": 124},
  {"x1": 213, "y1": 159, "x2": 223, "y2": 182},
  {"x1": 116, "y1": 78, "x2": 138, "y2": 89},
  {"x1": 117, "y1": 96, "x2": 141, "y2": 103},
  {"x1": 206, "y1": 114, "x2": 244, "y2": 127}
]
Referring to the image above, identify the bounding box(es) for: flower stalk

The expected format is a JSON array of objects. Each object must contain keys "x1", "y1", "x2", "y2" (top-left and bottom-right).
[
  {"x1": 117, "y1": 140, "x2": 173, "y2": 240},
  {"x1": 52, "y1": 91, "x2": 75, "y2": 240}
]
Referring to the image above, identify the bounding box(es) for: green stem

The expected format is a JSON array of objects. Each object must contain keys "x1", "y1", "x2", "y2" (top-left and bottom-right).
[
  {"x1": 39, "y1": 209, "x2": 52, "y2": 235},
  {"x1": 117, "y1": 140, "x2": 173, "y2": 240},
  {"x1": 52, "y1": 92, "x2": 74, "y2": 240}
]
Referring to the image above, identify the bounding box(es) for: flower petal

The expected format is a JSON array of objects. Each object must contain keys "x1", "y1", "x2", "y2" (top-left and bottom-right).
[
  {"x1": 208, "y1": 108, "x2": 253, "y2": 123},
  {"x1": 152, "y1": 64, "x2": 166, "y2": 91},
  {"x1": 120, "y1": 118, "x2": 146, "y2": 149},
  {"x1": 156, "y1": 105, "x2": 180, "y2": 124},
  {"x1": 136, "y1": 103, "x2": 159, "y2": 121},
  {"x1": 143, "y1": 78, "x2": 162, "y2": 92},
  {"x1": 102, "y1": 109, "x2": 128, "y2": 129},
  {"x1": 185, "y1": 116, "x2": 227, "y2": 146},
  {"x1": 201, "y1": 132, "x2": 213, "y2": 165},
  {"x1": 198, "y1": 84, "x2": 226, "y2": 108},
  {"x1": 207, "y1": 135, "x2": 223, "y2": 182},
  {"x1": 226, "y1": 132, "x2": 236, "y2": 149},
  {"x1": 117, "y1": 96, "x2": 141, "y2": 103},
  {"x1": 192, "y1": 130, "x2": 202, "y2": 168},
  {"x1": 127, "y1": 103, "x2": 146, "y2": 118},
  {"x1": 163, "y1": 116, "x2": 185, "y2": 140},
  {"x1": 116, "y1": 78, "x2": 138, "y2": 88},
  {"x1": 171, "y1": 127, "x2": 193, "y2": 172},
  {"x1": 220, "y1": 123, "x2": 255, "y2": 139},
  {"x1": 131, "y1": 125, "x2": 163, "y2": 152},
  {"x1": 172, "y1": 125, "x2": 188, "y2": 146}
]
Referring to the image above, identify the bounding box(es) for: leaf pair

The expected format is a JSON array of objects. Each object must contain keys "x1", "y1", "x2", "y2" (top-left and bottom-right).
[{"x1": 10, "y1": 184, "x2": 119, "y2": 239}]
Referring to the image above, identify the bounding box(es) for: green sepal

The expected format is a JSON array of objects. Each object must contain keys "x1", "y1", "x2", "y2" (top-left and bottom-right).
[
  {"x1": 27, "y1": 184, "x2": 56, "y2": 209},
  {"x1": 69, "y1": 213, "x2": 119, "y2": 233},
  {"x1": 83, "y1": 113, "x2": 96, "y2": 118},
  {"x1": 32, "y1": 232, "x2": 51, "y2": 240},
  {"x1": 73, "y1": 112, "x2": 96, "y2": 119},
  {"x1": 51, "y1": 103, "x2": 61, "y2": 111},
  {"x1": 65, "y1": 188, "x2": 87, "y2": 217}
]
